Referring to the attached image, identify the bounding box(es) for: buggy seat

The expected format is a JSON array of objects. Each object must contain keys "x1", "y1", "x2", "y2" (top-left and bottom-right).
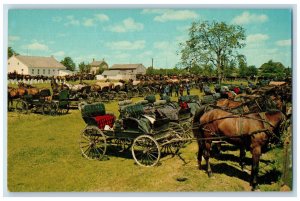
[{"x1": 81, "y1": 103, "x2": 115, "y2": 130}]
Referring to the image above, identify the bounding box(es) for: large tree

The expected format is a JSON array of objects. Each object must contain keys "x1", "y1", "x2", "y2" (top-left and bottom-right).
[
  {"x1": 61, "y1": 57, "x2": 76, "y2": 71},
  {"x1": 179, "y1": 21, "x2": 246, "y2": 83},
  {"x1": 259, "y1": 60, "x2": 286, "y2": 79}
]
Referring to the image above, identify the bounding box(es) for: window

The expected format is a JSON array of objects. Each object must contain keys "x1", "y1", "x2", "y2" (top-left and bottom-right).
[
  {"x1": 8, "y1": 62, "x2": 10, "y2": 65},
  {"x1": 37, "y1": 69, "x2": 40, "y2": 74},
  {"x1": 48, "y1": 69, "x2": 50, "y2": 74},
  {"x1": 17, "y1": 62, "x2": 19, "y2": 65},
  {"x1": 43, "y1": 69, "x2": 45, "y2": 74},
  {"x1": 32, "y1": 69, "x2": 34, "y2": 74}
]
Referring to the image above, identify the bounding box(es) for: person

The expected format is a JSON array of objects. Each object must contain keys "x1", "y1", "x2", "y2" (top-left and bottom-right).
[
  {"x1": 164, "y1": 84, "x2": 169, "y2": 96},
  {"x1": 186, "y1": 83, "x2": 190, "y2": 95},
  {"x1": 175, "y1": 84, "x2": 179, "y2": 97},
  {"x1": 179, "y1": 84, "x2": 184, "y2": 96},
  {"x1": 169, "y1": 83, "x2": 173, "y2": 96}
]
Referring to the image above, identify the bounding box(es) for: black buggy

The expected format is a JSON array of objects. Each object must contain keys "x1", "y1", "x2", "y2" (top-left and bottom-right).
[{"x1": 79, "y1": 102, "x2": 185, "y2": 167}]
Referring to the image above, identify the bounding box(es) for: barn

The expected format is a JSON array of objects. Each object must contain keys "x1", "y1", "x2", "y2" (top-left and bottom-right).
[
  {"x1": 7, "y1": 55, "x2": 66, "y2": 77},
  {"x1": 89, "y1": 58, "x2": 109, "y2": 74},
  {"x1": 100, "y1": 64, "x2": 146, "y2": 80}
]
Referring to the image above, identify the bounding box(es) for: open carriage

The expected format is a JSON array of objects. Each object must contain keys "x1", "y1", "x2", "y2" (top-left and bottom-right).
[
  {"x1": 79, "y1": 102, "x2": 185, "y2": 167},
  {"x1": 15, "y1": 89, "x2": 69, "y2": 115}
]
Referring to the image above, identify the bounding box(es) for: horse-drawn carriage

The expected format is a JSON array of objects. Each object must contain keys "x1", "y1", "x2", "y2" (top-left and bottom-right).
[
  {"x1": 79, "y1": 102, "x2": 186, "y2": 167},
  {"x1": 14, "y1": 89, "x2": 69, "y2": 115}
]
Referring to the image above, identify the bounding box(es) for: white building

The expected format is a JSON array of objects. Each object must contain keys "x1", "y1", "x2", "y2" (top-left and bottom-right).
[
  {"x1": 101, "y1": 64, "x2": 146, "y2": 80},
  {"x1": 8, "y1": 55, "x2": 66, "y2": 77}
]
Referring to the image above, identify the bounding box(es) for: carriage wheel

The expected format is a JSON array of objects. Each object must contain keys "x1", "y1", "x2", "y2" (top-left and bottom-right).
[
  {"x1": 15, "y1": 100, "x2": 28, "y2": 114},
  {"x1": 42, "y1": 101, "x2": 58, "y2": 116},
  {"x1": 58, "y1": 102, "x2": 69, "y2": 115},
  {"x1": 80, "y1": 126, "x2": 107, "y2": 160},
  {"x1": 160, "y1": 122, "x2": 185, "y2": 154},
  {"x1": 180, "y1": 120, "x2": 193, "y2": 139},
  {"x1": 132, "y1": 135, "x2": 160, "y2": 167}
]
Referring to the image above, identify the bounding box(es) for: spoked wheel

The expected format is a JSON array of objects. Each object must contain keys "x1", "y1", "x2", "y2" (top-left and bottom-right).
[
  {"x1": 132, "y1": 135, "x2": 160, "y2": 167},
  {"x1": 80, "y1": 126, "x2": 107, "y2": 160},
  {"x1": 180, "y1": 119, "x2": 193, "y2": 140},
  {"x1": 57, "y1": 102, "x2": 69, "y2": 115},
  {"x1": 15, "y1": 100, "x2": 29, "y2": 114},
  {"x1": 42, "y1": 101, "x2": 58, "y2": 115},
  {"x1": 168, "y1": 122, "x2": 187, "y2": 150}
]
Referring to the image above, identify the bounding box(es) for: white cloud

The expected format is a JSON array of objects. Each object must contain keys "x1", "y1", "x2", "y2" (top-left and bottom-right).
[
  {"x1": 23, "y1": 42, "x2": 49, "y2": 51},
  {"x1": 64, "y1": 15, "x2": 80, "y2": 26},
  {"x1": 94, "y1": 14, "x2": 109, "y2": 22},
  {"x1": 154, "y1": 10, "x2": 199, "y2": 22},
  {"x1": 52, "y1": 51, "x2": 65, "y2": 57},
  {"x1": 8, "y1": 35, "x2": 20, "y2": 42},
  {"x1": 114, "y1": 53, "x2": 130, "y2": 59},
  {"x1": 83, "y1": 18, "x2": 95, "y2": 27},
  {"x1": 276, "y1": 39, "x2": 291, "y2": 46},
  {"x1": 246, "y1": 34, "x2": 269, "y2": 43},
  {"x1": 232, "y1": 11, "x2": 268, "y2": 25},
  {"x1": 141, "y1": 9, "x2": 167, "y2": 14},
  {"x1": 107, "y1": 18, "x2": 144, "y2": 32},
  {"x1": 107, "y1": 40, "x2": 145, "y2": 50}
]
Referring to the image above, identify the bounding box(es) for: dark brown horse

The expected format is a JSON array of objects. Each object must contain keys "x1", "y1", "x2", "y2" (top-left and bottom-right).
[{"x1": 193, "y1": 108, "x2": 285, "y2": 190}]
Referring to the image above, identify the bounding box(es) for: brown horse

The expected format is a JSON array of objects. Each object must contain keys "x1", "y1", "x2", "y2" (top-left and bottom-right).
[{"x1": 193, "y1": 108, "x2": 285, "y2": 190}]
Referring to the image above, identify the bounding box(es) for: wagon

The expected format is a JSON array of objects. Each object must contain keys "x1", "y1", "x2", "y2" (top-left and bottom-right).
[
  {"x1": 79, "y1": 102, "x2": 185, "y2": 167},
  {"x1": 15, "y1": 89, "x2": 69, "y2": 115}
]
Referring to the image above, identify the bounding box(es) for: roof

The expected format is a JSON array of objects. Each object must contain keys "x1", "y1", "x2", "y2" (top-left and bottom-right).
[
  {"x1": 102, "y1": 70, "x2": 120, "y2": 76},
  {"x1": 110, "y1": 64, "x2": 144, "y2": 70},
  {"x1": 90, "y1": 60, "x2": 108, "y2": 67},
  {"x1": 14, "y1": 55, "x2": 66, "y2": 69}
]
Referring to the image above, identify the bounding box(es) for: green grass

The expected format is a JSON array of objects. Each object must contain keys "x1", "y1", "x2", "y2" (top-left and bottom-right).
[{"x1": 7, "y1": 87, "x2": 292, "y2": 192}]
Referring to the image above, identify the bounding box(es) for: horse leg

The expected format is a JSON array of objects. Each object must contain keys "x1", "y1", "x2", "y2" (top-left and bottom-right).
[
  {"x1": 250, "y1": 146, "x2": 261, "y2": 191},
  {"x1": 204, "y1": 140, "x2": 212, "y2": 177},
  {"x1": 239, "y1": 145, "x2": 246, "y2": 171},
  {"x1": 197, "y1": 140, "x2": 204, "y2": 170}
]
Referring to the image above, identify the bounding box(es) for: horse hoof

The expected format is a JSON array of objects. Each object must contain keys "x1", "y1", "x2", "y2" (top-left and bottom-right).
[{"x1": 208, "y1": 172, "x2": 213, "y2": 178}]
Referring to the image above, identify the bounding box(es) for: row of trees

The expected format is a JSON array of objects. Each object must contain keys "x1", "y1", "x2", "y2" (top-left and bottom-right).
[{"x1": 146, "y1": 59, "x2": 291, "y2": 79}]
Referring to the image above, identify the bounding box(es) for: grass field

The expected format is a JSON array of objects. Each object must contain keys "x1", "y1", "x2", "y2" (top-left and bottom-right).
[{"x1": 7, "y1": 87, "x2": 292, "y2": 192}]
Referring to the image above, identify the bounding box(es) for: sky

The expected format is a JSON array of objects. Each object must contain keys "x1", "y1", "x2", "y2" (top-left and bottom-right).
[{"x1": 8, "y1": 8, "x2": 292, "y2": 69}]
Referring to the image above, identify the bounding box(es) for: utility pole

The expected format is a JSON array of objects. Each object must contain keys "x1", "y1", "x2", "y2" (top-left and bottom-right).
[{"x1": 151, "y1": 58, "x2": 153, "y2": 68}]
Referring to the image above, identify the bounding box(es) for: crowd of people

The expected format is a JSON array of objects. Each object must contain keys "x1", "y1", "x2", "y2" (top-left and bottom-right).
[{"x1": 158, "y1": 82, "x2": 191, "y2": 97}]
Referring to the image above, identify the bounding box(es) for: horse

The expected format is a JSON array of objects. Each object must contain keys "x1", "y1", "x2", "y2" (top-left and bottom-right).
[{"x1": 193, "y1": 108, "x2": 286, "y2": 190}]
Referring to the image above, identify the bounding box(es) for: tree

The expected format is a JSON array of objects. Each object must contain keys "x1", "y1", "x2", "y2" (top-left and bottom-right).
[
  {"x1": 259, "y1": 60, "x2": 286, "y2": 79},
  {"x1": 179, "y1": 21, "x2": 246, "y2": 83},
  {"x1": 61, "y1": 57, "x2": 76, "y2": 71},
  {"x1": 78, "y1": 62, "x2": 86, "y2": 73},
  {"x1": 8, "y1": 47, "x2": 19, "y2": 58}
]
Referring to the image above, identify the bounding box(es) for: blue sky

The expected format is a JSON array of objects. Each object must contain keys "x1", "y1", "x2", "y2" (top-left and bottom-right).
[{"x1": 8, "y1": 8, "x2": 292, "y2": 69}]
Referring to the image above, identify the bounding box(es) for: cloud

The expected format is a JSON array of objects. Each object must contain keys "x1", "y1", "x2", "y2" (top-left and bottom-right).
[
  {"x1": 107, "y1": 40, "x2": 145, "y2": 50},
  {"x1": 276, "y1": 39, "x2": 291, "y2": 46},
  {"x1": 8, "y1": 35, "x2": 20, "y2": 42},
  {"x1": 141, "y1": 9, "x2": 167, "y2": 14},
  {"x1": 83, "y1": 18, "x2": 95, "y2": 27},
  {"x1": 23, "y1": 42, "x2": 49, "y2": 51},
  {"x1": 107, "y1": 18, "x2": 144, "y2": 32},
  {"x1": 246, "y1": 33, "x2": 269, "y2": 43},
  {"x1": 64, "y1": 15, "x2": 80, "y2": 26},
  {"x1": 153, "y1": 10, "x2": 199, "y2": 22},
  {"x1": 52, "y1": 51, "x2": 65, "y2": 57},
  {"x1": 94, "y1": 14, "x2": 109, "y2": 22},
  {"x1": 83, "y1": 14, "x2": 109, "y2": 27},
  {"x1": 232, "y1": 11, "x2": 268, "y2": 25}
]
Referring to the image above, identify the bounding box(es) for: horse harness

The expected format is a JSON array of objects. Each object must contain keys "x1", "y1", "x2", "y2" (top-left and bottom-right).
[{"x1": 193, "y1": 112, "x2": 278, "y2": 141}]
